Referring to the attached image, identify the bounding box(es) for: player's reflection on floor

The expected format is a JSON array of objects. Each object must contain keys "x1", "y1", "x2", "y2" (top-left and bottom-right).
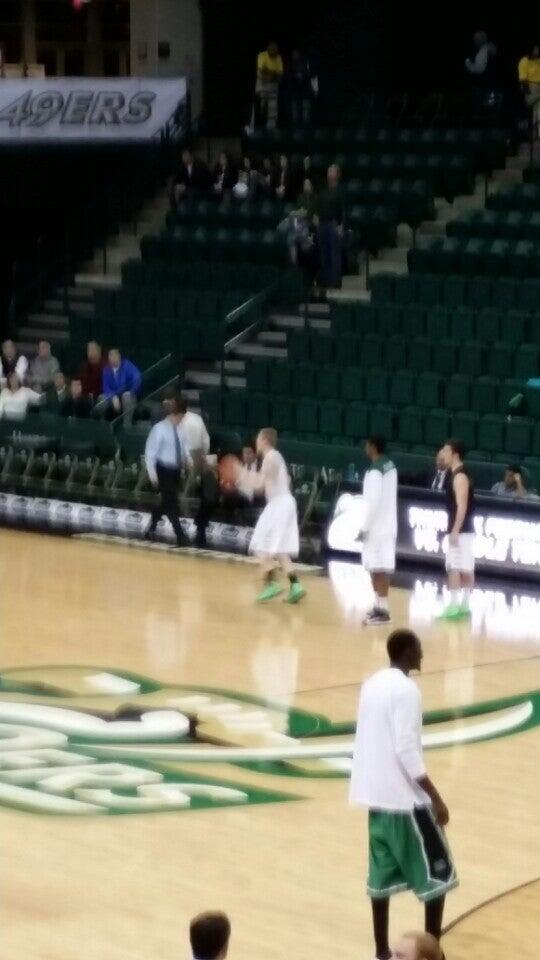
[{"x1": 327, "y1": 560, "x2": 376, "y2": 619}]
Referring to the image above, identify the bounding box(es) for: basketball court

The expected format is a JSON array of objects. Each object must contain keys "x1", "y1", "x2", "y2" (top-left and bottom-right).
[{"x1": 1, "y1": 528, "x2": 539, "y2": 960}]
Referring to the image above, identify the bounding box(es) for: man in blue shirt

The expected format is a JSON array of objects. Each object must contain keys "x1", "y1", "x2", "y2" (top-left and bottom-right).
[
  {"x1": 101, "y1": 349, "x2": 142, "y2": 422},
  {"x1": 144, "y1": 394, "x2": 189, "y2": 546}
]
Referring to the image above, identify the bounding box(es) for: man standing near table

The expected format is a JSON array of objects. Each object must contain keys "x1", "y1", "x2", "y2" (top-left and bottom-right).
[{"x1": 144, "y1": 394, "x2": 189, "y2": 547}]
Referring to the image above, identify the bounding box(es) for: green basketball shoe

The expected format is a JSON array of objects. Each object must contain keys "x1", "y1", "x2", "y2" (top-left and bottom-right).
[
  {"x1": 256, "y1": 582, "x2": 284, "y2": 603},
  {"x1": 284, "y1": 582, "x2": 306, "y2": 604}
]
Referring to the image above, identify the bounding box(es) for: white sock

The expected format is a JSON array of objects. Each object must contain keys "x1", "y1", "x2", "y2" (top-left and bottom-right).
[
  {"x1": 376, "y1": 595, "x2": 389, "y2": 612},
  {"x1": 450, "y1": 589, "x2": 460, "y2": 605},
  {"x1": 462, "y1": 587, "x2": 472, "y2": 608}
]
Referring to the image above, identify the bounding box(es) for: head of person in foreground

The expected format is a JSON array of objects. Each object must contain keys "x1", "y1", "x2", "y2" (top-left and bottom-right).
[
  {"x1": 392, "y1": 930, "x2": 442, "y2": 960},
  {"x1": 440, "y1": 437, "x2": 465, "y2": 471},
  {"x1": 190, "y1": 912, "x2": 231, "y2": 960},
  {"x1": 256, "y1": 427, "x2": 278, "y2": 456},
  {"x1": 387, "y1": 629, "x2": 423, "y2": 673}
]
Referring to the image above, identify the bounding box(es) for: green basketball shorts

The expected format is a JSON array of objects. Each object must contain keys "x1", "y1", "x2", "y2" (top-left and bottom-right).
[{"x1": 367, "y1": 807, "x2": 458, "y2": 902}]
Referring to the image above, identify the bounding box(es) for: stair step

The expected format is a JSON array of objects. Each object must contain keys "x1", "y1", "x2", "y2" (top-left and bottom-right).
[
  {"x1": 233, "y1": 343, "x2": 288, "y2": 359},
  {"x1": 182, "y1": 388, "x2": 200, "y2": 404},
  {"x1": 186, "y1": 370, "x2": 245, "y2": 389},
  {"x1": 54, "y1": 285, "x2": 93, "y2": 301},
  {"x1": 213, "y1": 359, "x2": 245, "y2": 373},
  {"x1": 75, "y1": 272, "x2": 122, "y2": 288},
  {"x1": 17, "y1": 327, "x2": 69, "y2": 343},
  {"x1": 271, "y1": 314, "x2": 306, "y2": 330},
  {"x1": 257, "y1": 330, "x2": 287, "y2": 345},
  {"x1": 27, "y1": 312, "x2": 69, "y2": 328}
]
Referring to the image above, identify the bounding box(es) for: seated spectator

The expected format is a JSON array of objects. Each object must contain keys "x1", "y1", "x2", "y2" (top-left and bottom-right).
[
  {"x1": 315, "y1": 163, "x2": 345, "y2": 290},
  {"x1": 491, "y1": 464, "x2": 539, "y2": 499},
  {"x1": 46, "y1": 371, "x2": 70, "y2": 412},
  {"x1": 100, "y1": 348, "x2": 141, "y2": 421},
  {"x1": 190, "y1": 912, "x2": 231, "y2": 960},
  {"x1": 274, "y1": 153, "x2": 296, "y2": 201},
  {"x1": 276, "y1": 189, "x2": 315, "y2": 265},
  {"x1": 518, "y1": 44, "x2": 540, "y2": 139},
  {"x1": 173, "y1": 148, "x2": 211, "y2": 206},
  {"x1": 391, "y1": 931, "x2": 442, "y2": 960},
  {"x1": 0, "y1": 372, "x2": 42, "y2": 419},
  {"x1": 240, "y1": 155, "x2": 259, "y2": 195},
  {"x1": 29, "y1": 340, "x2": 60, "y2": 391},
  {"x1": 297, "y1": 177, "x2": 317, "y2": 216},
  {"x1": 232, "y1": 170, "x2": 251, "y2": 200},
  {"x1": 465, "y1": 31, "x2": 497, "y2": 81},
  {"x1": 78, "y1": 341, "x2": 106, "y2": 401},
  {"x1": 430, "y1": 449, "x2": 449, "y2": 492},
  {"x1": 0, "y1": 339, "x2": 28, "y2": 387},
  {"x1": 255, "y1": 41, "x2": 283, "y2": 130},
  {"x1": 257, "y1": 156, "x2": 276, "y2": 197},
  {"x1": 212, "y1": 151, "x2": 237, "y2": 197},
  {"x1": 60, "y1": 379, "x2": 93, "y2": 419}
]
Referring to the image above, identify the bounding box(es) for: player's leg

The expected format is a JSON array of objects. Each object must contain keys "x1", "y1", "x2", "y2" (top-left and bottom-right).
[
  {"x1": 438, "y1": 534, "x2": 473, "y2": 620},
  {"x1": 279, "y1": 554, "x2": 306, "y2": 604},
  {"x1": 161, "y1": 468, "x2": 187, "y2": 546},
  {"x1": 145, "y1": 466, "x2": 166, "y2": 539},
  {"x1": 459, "y1": 571, "x2": 474, "y2": 615},
  {"x1": 256, "y1": 554, "x2": 284, "y2": 602},
  {"x1": 371, "y1": 898, "x2": 391, "y2": 960},
  {"x1": 425, "y1": 894, "x2": 445, "y2": 942},
  {"x1": 363, "y1": 571, "x2": 392, "y2": 626}
]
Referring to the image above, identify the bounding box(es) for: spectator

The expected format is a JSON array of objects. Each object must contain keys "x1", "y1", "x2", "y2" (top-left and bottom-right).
[
  {"x1": 101, "y1": 349, "x2": 141, "y2": 422},
  {"x1": 274, "y1": 153, "x2": 296, "y2": 201},
  {"x1": 78, "y1": 341, "x2": 106, "y2": 401},
  {"x1": 491, "y1": 464, "x2": 539, "y2": 499},
  {"x1": 173, "y1": 148, "x2": 211, "y2": 206},
  {"x1": 391, "y1": 931, "x2": 442, "y2": 960},
  {"x1": 315, "y1": 164, "x2": 345, "y2": 290},
  {"x1": 232, "y1": 170, "x2": 251, "y2": 200},
  {"x1": 46, "y1": 371, "x2": 69, "y2": 412},
  {"x1": 190, "y1": 912, "x2": 231, "y2": 960},
  {"x1": 60, "y1": 379, "x2": 93, "y2": 419},
  {"x1": 212, "y1": 151, "x2": 237, "y2": 198},
  {"x1": 465, "y1": 31, "x2": 497, "y2": 83},
  {"x1": 0, "y1": 339, "x2": 28, "y2": 387},
  {"x1": 301, "y1": 154, "x2": 318, "y2": 187},
  {"x1": 518, "y1": 44, "x2": 540, "y2": 140},
  {"x1": 0, "y1": 372, "x2": 42, "y2": 419},
  {"x1": 430, "y1": 449, "x2": 449, "y2": 492},
  {"x1": 276, "y1": 187, "x2": 316, "y2": 266},
  {"x1": 255, "y1": 42, "x2": 283, "y2": 130},
  {"x1": 297, "y1": 177, "x2": 317, "y2": 216},
  {"x1": 240, "y1": 155, "x2": 259, "y2": 195},
  {"x1": 29, "y1": 340, "x2": 60, "y2": 391},
  {"x1": 285, "y1": 49, "x2": 314, "y2": 126}
]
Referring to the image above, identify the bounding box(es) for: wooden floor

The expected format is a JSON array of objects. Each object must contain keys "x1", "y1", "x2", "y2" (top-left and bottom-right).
[{"x1": 1, "y1": 530, "x2": 539, "y2": 960}]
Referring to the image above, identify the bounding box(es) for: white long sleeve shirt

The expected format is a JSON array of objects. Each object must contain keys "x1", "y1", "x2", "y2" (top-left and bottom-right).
[
  {"x1": 0, "y1": 386, "x2": 42, "y2": 419},
  {"x1": 361, "y1": 455, "x2": 397, "y2": 539},
  {"x1": 179, "y1": 411, "x2": 210, "y2": 456},
  {"x1": 349, "y1": 667, "x2": 429, "y2": 811}
]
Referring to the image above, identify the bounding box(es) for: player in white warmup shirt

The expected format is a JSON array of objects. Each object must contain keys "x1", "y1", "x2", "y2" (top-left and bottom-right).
[
  {"x1": 235, "y1": 427, "x2": 306, "y2": 604},
  {"x1": 356, "y1": 436, "x2": 398, "y2": 626},
  {"x1": 350, "y1": 630, "x2": 457, "y2": 960}
]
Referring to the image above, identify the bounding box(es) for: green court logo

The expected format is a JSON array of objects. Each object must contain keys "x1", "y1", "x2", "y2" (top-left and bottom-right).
[{"x1": 0, "y1": 666, "x2": 538, "y2": 816}]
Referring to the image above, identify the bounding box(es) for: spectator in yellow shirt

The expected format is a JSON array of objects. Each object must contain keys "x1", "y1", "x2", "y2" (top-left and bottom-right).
[
  {"x1": 519, "y1": 45, "x2": 540, "y2": 139},
  {"x1": 255, "y1": 42, "x2": 283, "y2": 130}
]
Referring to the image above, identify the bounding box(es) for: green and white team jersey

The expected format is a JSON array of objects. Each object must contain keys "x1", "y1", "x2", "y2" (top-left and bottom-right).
[{"x1": 362, "y1": 455, "x2": 398, "y2": 540}]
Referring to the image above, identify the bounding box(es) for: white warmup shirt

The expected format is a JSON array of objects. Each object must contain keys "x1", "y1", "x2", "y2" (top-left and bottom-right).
[
  {"x1": 179, "y1": 410, "x2": 210, "y2": 456},
  {"x1": 362, "y1": 455, "x2": 397, "y2": 540},
  {"x1": 349, "y1": 667, "x2": 429, "y2": 811}
]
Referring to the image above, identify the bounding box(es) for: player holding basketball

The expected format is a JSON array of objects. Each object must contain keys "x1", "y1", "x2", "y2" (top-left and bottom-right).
[
  {"x1": 350, "y1": 629, "x2": 457, "y2": 960},
  {"x1": 235, "y1": 428, "x2": 306, "y2": 604},
  {"x1": 437, "y1": 438, "x2": 475, "y2": 620},
  {"x1": 356, "y1": 436, "x2": 398, "y2": 626}
]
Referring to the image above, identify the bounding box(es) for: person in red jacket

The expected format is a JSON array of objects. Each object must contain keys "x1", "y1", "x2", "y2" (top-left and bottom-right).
[{"x1": 77, "y1": 341, "x2": 106, "y2": 401}]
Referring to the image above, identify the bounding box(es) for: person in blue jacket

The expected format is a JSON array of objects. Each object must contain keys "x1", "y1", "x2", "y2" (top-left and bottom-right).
[{"x1": 100, "y1": 348, "x2": 141, "y2": 422}]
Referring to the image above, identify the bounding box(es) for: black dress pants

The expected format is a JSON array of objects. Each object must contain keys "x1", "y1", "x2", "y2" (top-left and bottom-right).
[{"x1": 150, "y1": 463, "x2": 186, "y2": 543}]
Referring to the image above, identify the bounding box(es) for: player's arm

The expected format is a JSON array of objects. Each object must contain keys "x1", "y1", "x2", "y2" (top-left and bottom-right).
[
  {"x1": 450, "y1": 472, "x2": 469, "y2": 544},
  {"x1": 144, "y1": 427, "x2": 159, "y2": 486},
  {"x1": 357, "y1": 469, "x2": 382, "y2": 540},
  {"x1": 392, "y1": 688, "x2": 449, "y2": 826},
  {"x1": 235, "y1": 452, "x2": 274, "y2": 493}
]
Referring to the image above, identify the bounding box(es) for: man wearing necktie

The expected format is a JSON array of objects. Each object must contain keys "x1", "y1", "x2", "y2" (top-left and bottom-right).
[
  {"x1": 430, "y1": 449, "x2": 449, "y2": 493},
  {"x1": 144, "y1": 395, "x2": 189, "y2": 546}
]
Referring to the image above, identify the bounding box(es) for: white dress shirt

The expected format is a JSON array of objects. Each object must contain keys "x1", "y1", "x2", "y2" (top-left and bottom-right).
[
  {"x1": 0, "y1": 354, "x2": 29, "y2": 386},
  {"x1": 179, "y1": 410, "x2": 210, "y2": 456},
  {"x1": 0, "y1": 386, "x2": 42, "y2": 419},
  {"x1": 144, "y1": 417, "x2": 187, "y2": 484}
]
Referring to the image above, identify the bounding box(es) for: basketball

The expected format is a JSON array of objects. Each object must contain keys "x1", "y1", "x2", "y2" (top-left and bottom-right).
[{"x1": 218, "y1": 454, "x2": 240, "y2": 493}]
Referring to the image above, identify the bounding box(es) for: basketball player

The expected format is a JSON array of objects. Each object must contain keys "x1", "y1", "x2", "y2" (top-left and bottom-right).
[
  {"x1": 356, "y1": 436, "x2": 398, "y2": 626},
  {"x1": 437, "y1": 438, "x2": 475, "y2": 620},
  {"x1": 235, "y1": 427, "x2": 305, "y2": 603},
  {"x1": 350, "y1": 630, "x2": 457, "y2": 960}
]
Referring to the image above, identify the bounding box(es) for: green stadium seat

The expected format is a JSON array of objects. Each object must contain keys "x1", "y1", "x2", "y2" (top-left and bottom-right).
[
  {"x1": 369, "y1": 272, "x2": 397, "y2": 303},
  {"x1": 378, "y1": 306, "x2": 403, "y2": 337},
  {"x1": 468, "y1": 276, "x2": 493, "y2": 309},
  {"x1": 272, "y1": 396, "x2": 296, "y2": 432},
  {"x1": 246, "y1": 358, "x2": 270, "y2": 394},
  {"x1": 335, "y1": 334, "x2": 360, "y2": 366},
  {"x1": 478, "y1": 415, "x2": 505, "y2": 454},
  {"x1": 398, "y1": 406, "x2": 424, "y2": 446},
  {"x1": 432, "y1": 339, "x2": 458, "y2": 376},
  {"x1": 472, "y1": 377, "x2": 498, "y2": 414},
  {"x1": 247, "y1": 393, "x2": 271, "y2": 427},
  {"x1": 401, "y1": 306, "x2": 426, "y2": 338},
  {"x1": 288, "y1": 330, "x2": 310, "y2": 362},
  {"x1": 488, "y1": 342, "x2": 514, "y2": 379},
  {"x1": 392, "y1": 275, "x2": 418, "y2": 306},
  {"x1": 501, "y1": 310, "x2": 528, "y2": 345},
  {"x1": 331, "y1": 302, "x2": 355, "y2": 333},
  {"x1": 369, "y1": 405, "x2": 395, "y2": 439},
  {"x1": 269, "y1": 362, "x2": 292, "y2": 396},
  {"x1": 389, "y1": 370, "x2": 416, "y2": 407},
  {"x1": 416, "y1": 274, "x2": 442, "y2": 307},
  {"x1": 515, "y1": 345, "x2": 540, "y2": 379},
  {"x1": 354, "y1": 304, "x2": 379, "y2": 335},
  {"x1": 416, "y1": 372, "x2": 442, "y2": 407},
  {"x1": 517, "y1": 279, "x2": 540, "y2": 312},
  {"x1": 408, "y1": 337, "x2": 432, "y2": 373},
  {"x1": 476, "y1": 309, "x2": 501, "y2": 343},
  {"x1": 505, "y1": 418, "x2": 532, "y2": 457},
  {"x1": 320, "y1": 401, "x2": 344, "y2": 438},
  {"x1": 451, "y1": 307, "x2": 475, "y2": 341},
  {"x1": 498, "y1": 379, "x2": 525, "y2": 414},
  {"x1": 525, "y1": 384, "x2": 540, "y2": 418},
  {"x1": 365, "y1": 369, "x2": 389, "y2": 404},
  {"x1": 293, "y1": 363, "x2": 317, "y2": 398},
  {"x1": 341, "y1": 367, "x2": 365, "y2": 401},
  {"x1": 496, "y1": 278, "x2": 518, "y2": 309},
  {"x1": 297, "y1": 398, "x2": 319, "y2": 435},
  {"x1": 317, "y1": 367, "x2": 342, "y2": 400},
  {"x1": 427, "y1": 307, "x2": 450, "y2": 340},
  {"x1": 459, "y1": 341, "x2": 485, "y2": 377},
  {"x1": 443, "y1": 276, "x2": 467, "y2": 308},
  {"x1": 451, "y1": 412, "x2": 478, "y2": 451},
  {"x1": 531, "y1": 423, "x2": 540, "y2": 459},
  {"x1": 223, "y1": 390, "x2": 247, "y2": 427},
  {"x1": 311, "y1": 333, "x2": 335, "y2": 366},
  {"x1": 359, "y1": 334, "x2": 382, "y2": 368},
  {"x1": 445, "y1": 375, "x2": 471, "y2": 411},
  {"x1": 344, "y1": 402, "x2": 369, "y2": 440},
  {"x1": 424, "y1": 409, "x2": 450, "y2": 448}
]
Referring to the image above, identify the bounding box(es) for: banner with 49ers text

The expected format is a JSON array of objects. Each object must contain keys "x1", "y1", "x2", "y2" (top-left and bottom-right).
[{"x1": 0, "y1": 77, "x2": 187, "y2": 141}]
